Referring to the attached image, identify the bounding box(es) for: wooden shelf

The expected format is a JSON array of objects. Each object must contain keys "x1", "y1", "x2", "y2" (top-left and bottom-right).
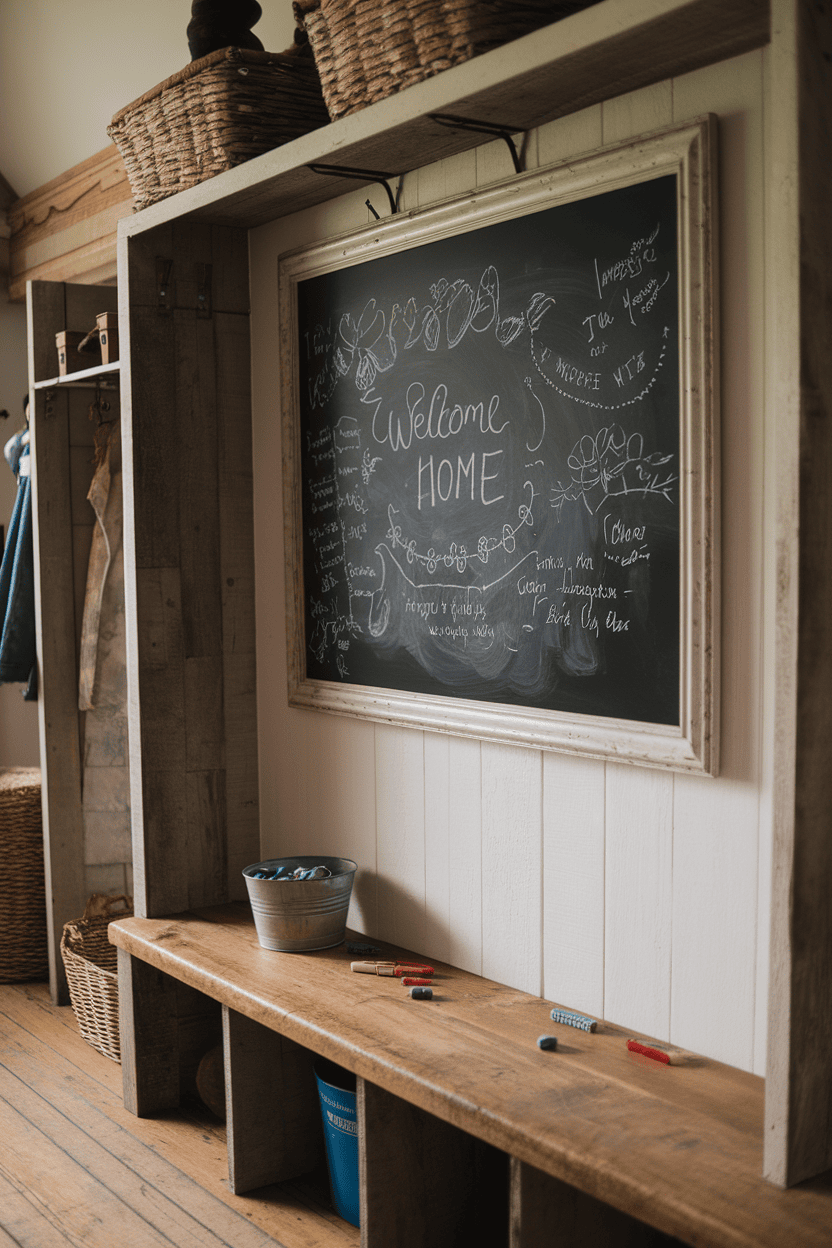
[
  {"x1": 33, "y1": 360, "x2": 120, "y2": 389},
  {"x1": 120, "y1": 0, "x2": 768, "y2": 237},
  {"x1": 110, "y1": 906, "x2": 832, "y2": 1248}
]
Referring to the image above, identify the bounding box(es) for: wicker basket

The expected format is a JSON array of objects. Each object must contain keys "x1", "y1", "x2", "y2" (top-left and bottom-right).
[
  {"x1": 0, "y1": 768, "x2": 48, "y2": 983},
  {"x1": 107, "y1": 45, "x2": 330, "y2": 210},
  {"x1": 61, "y1": 894, "x2": 133, "y2": 1063},
  {"x1": 294, "y1": 0, "x2": 598, "y2": 121}
]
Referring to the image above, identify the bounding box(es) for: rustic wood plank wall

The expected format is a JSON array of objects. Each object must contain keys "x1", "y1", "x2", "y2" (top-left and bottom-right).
[
  {"x1": 251, "y1": 51, "x2": 767, "y2": 1075},
  {"x1": 121, "y1": 224, "x2": 259, "y2": 917},
  {"x1": 28, "y1": 279, "x2": 126, "y2": 1003}
]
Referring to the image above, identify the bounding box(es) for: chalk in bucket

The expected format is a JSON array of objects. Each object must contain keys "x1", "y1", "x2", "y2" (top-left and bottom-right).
[{"x1": 314, "y1": 1058, "x2": 359, "y2": 1227}]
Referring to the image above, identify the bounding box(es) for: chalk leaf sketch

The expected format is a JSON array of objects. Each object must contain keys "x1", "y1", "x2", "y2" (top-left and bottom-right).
[{"x1": 280, "y1": 118, "x2": 719, "y2": 775}]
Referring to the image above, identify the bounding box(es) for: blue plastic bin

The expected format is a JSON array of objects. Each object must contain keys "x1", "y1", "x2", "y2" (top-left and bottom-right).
[{"x1": 314, "y1": 1059, "x2": 360, "y2": 1227}]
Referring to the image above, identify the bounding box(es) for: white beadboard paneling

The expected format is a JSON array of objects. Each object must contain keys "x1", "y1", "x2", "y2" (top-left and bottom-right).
[
  {"x1": 671, "y1": 777, "x2": 758, "y2": 1069},
  {"x1": 421, "y1": 733, "x2": 487, "y2": 976},
  {"x1": 417, "y1": 148, "x2": 477, "y2": 208},
  {"x1": 537, "y1": 105, "x2": 602, "y2": 168},
  {"x1": 424, "y1": 731, "x2": 451, "y2": 965},
  {"x1": 395, "y1": 171, "x2": 419, "y2": 215},
  {"x1": 604, "y1": 763, "x2": 673, "y2": 1038},
  {"x1": 298, "y1": 710, "x2": 378, "y2": 937},
  {"x1": 481, "y1": 743, "x2": 543, "y2": 996},
  {"x1": 601, "y1": 80, "x2": 673, "y2": 144},
  {"x1": 475, "y1": 132, "x2": 531, "y2": 188},
  {"x1": 375, "y1": 724, "x2": 427, "y2": 953},
  {"x1": 669, "y1": 49, "x2": 765, "y2": 1072},
  {"x1": 447, "y1": 736, "x2": 484, "y2": 975},
  {"x1": 542, "y1": 753, "x2": 605, "y2": 1018}
]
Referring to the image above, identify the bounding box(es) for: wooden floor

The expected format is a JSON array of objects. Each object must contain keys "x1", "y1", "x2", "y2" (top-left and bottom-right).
[{"x1": 0, "y1": 981, "x2": 359, "y2": 1248}]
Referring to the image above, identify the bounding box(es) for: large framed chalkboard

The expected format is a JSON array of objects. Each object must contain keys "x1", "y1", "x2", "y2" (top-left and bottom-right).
[{"x1": 279, "y1": 118, "x2": 718, "y2": 774}]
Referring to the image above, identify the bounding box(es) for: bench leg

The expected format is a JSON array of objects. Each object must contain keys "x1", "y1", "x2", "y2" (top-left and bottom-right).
[
  {"x1": 118, "y1": 947, "x2": 180, "y2": 1117},
  {"x1": 223, "y1": 1006, "x2": 323, "y2": 1194},
  {"x1": 359, "y1": 1079, "x2": 508, "y2": 1248},
  {"x1": 509, "y1": 1158, "x2": 686, "y2": 1246}
]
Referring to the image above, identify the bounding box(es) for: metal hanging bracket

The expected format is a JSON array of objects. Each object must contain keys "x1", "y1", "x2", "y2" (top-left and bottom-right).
[
  {"x1": 429, "y1": 113, "x2": 525, "y2": 175},
  {"x1": 307, "y1": 164, "x2": 400, "y2": 215}
]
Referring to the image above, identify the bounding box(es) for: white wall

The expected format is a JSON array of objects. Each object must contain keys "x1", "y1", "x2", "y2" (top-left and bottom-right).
[
  {"x1": 251, "y1": 49, "x2": 770, "y2": 1076},
  {"x1": 0, "y1": 0, "x2": 297, "y2": 196}
]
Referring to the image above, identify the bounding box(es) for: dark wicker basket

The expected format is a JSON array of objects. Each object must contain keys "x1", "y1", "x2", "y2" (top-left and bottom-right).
[
  {"x1": 60, "y1": 894, "x2": 132, "y2": 1063},
  {"x1": 294, "y1": 0, "x2": 598, "y2": 121},
  {"x1": 0, "y1": 768, "x2": 48, "y2": 983},
  {"x1": 108, "y1": 45, "x2": 330, "y2": 210}
]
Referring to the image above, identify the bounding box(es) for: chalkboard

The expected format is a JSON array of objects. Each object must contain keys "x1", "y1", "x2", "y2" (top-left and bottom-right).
[{"x1": 281, "y1": 120, "x2": 718, "y2": 772}]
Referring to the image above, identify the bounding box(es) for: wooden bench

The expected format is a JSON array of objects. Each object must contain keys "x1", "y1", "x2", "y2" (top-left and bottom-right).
[{"x1": 109, "y1": 904, "x2": 832, "y2": 1247}]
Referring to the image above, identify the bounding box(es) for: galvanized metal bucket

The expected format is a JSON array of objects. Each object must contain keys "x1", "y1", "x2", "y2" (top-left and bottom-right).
[{"x1": 242, "y1": 856, "x2": 357, "y2": 952}]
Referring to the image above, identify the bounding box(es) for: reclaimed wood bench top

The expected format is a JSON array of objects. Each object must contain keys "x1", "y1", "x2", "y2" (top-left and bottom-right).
[{"x1": 109, "y1": 903, "x2": 832, "y2": 1248}]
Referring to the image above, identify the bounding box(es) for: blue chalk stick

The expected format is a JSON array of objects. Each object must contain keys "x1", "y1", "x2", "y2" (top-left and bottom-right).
[{"x1": 550, "y1": 1008, "x2": 597, "y2": 1032}]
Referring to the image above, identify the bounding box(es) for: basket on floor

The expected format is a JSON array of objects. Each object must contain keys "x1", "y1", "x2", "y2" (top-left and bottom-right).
[
  {"x1": 60, "y1": 894, "x2": 132, "y2": 1063},
  {"x1": 294, "y1": 0, "x2": 599, "y2": 121},
  {"x1": 107, "y1": 44, "x2": 330, "y2": 210},
  {"x1": 0, "y1": 768, "x2": 48, "y2": 983}
]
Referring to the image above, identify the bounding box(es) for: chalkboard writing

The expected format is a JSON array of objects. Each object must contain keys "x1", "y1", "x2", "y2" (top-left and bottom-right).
[{"x1": 295, "y1": 175, "x2": 680, "y2": 726}]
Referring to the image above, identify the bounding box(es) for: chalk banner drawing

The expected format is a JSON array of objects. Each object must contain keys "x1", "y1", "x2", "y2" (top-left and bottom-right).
[{"x1": 280, "y1": 118, "x2": 719, "y2": 774}]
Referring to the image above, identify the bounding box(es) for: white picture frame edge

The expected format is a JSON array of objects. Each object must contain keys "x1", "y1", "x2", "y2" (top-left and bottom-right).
[{"x1": 279, "y1": 114, "x2": 719, "y2": 776}]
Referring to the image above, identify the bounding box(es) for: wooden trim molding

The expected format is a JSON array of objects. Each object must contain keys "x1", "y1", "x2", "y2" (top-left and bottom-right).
[{"x1": 8, "y1": 145, "x2": 134, "y2": 302}]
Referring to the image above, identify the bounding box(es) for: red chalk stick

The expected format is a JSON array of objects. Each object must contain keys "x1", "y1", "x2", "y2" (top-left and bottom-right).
[{"x1": 627, "y1": 1039, "x2": 670, "y2": 1064}]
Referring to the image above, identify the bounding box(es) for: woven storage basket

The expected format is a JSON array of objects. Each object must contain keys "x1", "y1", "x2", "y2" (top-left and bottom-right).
[
  {"x1": 61, "y1": 894, "x2": 132, "y2": 1063},
  {"x1": 107, "y1": 45, "x2": 330, "y2": 210},
  {"x1": 0, "y1": 768, "x2": 48, "y2": 983},
  {"x1": 294, "y1": 0, "x2": 598, "y2": 120}
]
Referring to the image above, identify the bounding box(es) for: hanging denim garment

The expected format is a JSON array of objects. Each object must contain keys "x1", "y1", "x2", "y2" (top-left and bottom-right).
[{"x1": 0, "y1": 425, "x2": 37, "y2": 699}]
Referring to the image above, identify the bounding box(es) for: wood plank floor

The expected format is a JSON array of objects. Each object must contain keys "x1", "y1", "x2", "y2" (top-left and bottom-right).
[{"x1": 0, "y1": 982, "x2": 359, "y2": 1248}]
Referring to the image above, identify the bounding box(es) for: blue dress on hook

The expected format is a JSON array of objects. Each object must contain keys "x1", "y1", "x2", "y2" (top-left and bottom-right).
[{"x1": 0, "y1": 425, "x2": 37, "y2": 699}]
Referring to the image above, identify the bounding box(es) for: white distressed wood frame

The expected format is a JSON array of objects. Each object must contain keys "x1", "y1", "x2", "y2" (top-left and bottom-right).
[{"x1": 279, "y1": 116, "x2": 719, "y2": 775}]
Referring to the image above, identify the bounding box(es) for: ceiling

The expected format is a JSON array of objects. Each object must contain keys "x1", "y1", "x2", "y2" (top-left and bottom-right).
[{"x1": 0, "y1": 0, "x2": 296, "y2": 200}]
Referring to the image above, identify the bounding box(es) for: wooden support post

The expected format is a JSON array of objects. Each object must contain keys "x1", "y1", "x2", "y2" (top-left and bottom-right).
[
  {"x1": 223, "y1": 1006, "x2": 322, "y2": 1194},
  {"x1": 117, "y1": 947, "x2": 180, "y2": 1117},
  {"x1": 359, "y1": 1079, "x2": 508, "y2": 1248},
  {"x1": 508, "y1": 1157, "x2": 684, "y2": 1247}
]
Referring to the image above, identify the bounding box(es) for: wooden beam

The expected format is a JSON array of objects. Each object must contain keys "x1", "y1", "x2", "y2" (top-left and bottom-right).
[
  {"x1": 8, "y1": 146, "x2": 132, "y2": 303},
  {"x1": 359, "y1": 1078, "x2": 508, "y2": 1248},
  {"x1": 118, "y1": 948, "x2": 181, "y2": 1117},
  {"x1": 509, "y1": 1158, "x2": 682, "y2": 1246},
  {"x1": 223, "y1": 1007, "x2": 322, "y2": 1193},
  {"x1": 764, "y1": 0, "x2": 832, "y2": 1187}
]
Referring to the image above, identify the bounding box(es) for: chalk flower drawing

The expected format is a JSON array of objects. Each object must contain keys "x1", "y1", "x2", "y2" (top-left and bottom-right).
[{"x1": 550, "y1": 427, "x2": 676, "y2": 518}]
